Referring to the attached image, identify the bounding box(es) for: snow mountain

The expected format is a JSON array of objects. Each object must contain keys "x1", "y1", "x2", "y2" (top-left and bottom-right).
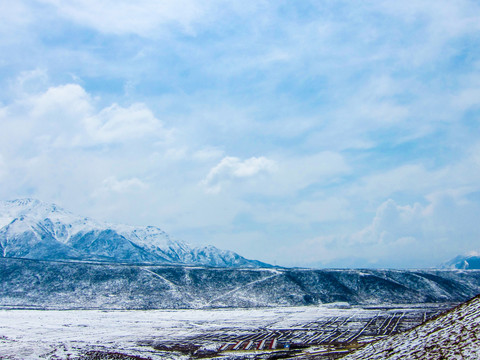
[
  {"x1": 442, "y1": 253, "x2": 480, "y2": 270},
  {"x1": 0, "y1": 198, "x2": 269, "y2": 268}
]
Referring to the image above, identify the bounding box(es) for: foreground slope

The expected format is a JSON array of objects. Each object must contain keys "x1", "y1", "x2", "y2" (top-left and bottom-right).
[
  {"x1": 341, "y1": 295, "x2": 480, "y2": 360},
  {"x1": 2, "y1": 258, "x2": 480, "y2": 309},
  {"x1": 0, "y1": 198, "x2": 267, "y2": 267}
]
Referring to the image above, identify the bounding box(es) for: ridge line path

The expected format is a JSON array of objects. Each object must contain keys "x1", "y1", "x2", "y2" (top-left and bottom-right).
[
  {"x1": 142, "y1": 268, "x2": 178, "y2": 291},
  {"x1": 208, "y1": 273, "x2": 281, "y2": 304}
]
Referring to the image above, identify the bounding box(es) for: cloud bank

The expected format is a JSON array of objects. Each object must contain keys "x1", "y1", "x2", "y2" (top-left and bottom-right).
[{"x1": 1, "y1": 0, "x2": 480, "y2": 267}]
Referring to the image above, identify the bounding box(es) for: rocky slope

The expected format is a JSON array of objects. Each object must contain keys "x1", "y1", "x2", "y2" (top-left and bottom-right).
[{"x1": 341, "y1": 294, "x2": 480, "y2": 359}]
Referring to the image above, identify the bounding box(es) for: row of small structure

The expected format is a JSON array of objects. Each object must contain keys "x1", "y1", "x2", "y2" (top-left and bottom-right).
[{"x1": 219, "y1": 338, "x2": 286, "y2": 351}]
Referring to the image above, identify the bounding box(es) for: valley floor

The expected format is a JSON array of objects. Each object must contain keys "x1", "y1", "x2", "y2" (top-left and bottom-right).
[{"x1": 0, "y1": 303, "x2": 450, "y2": 360}]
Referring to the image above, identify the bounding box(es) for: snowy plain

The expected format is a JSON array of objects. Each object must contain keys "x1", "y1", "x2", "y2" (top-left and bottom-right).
[{"x1": 0, "y1": 303, "x2": 448, "y2": 360}]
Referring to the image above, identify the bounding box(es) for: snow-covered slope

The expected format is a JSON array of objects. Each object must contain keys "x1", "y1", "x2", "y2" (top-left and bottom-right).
[
  {"x1": 341, "y1": 294, "x2": 480, "y2": 359},
  {"x1": 2, "y1": 257, "x2": 480, "y2": 309},
  {"x1": 0, "y1": 199, "x2": 268, "y2": 268},
  {"x1": 442, "y1": 254, "x2": 480, "y2": 269}
]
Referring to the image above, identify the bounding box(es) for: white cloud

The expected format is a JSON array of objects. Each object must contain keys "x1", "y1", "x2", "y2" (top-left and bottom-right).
[
  {"x1": 0, "y1": 78, "x2": 183, "y2": 226},
  {"x1": 0, "y1": 80, "x2": 171, "y2": 152},
  {"x1": 13, "y1": 69, "x2": 49, "y2": 96},
  {"x1": 202, "y1": 156, "x2": 276, "y2": 193},
  {"x1": 0, "y1": 86, "x2": 82, "y2": 155},
  {"x1": 196, "y1": 151, "x2": 351, "y2": 230},
  {"x1": 94, "y1": 176, "x2": 147, "y2": 195},
  {"x1": 277, "y1": 191, "x2": 480, "y2": 268},
  {"x1": 84, "y1": 103, "x2": 166, "y2": 144},
  {"x1": 351, "y1": 199, "x2": 424, "y2": 245},
  {"x1": 347, "y1": 139, "x2": 480, "y2": 205},
  {"x1": 371, "y1": 1, "x2": 480, "y2": 68},
  {"x1": 37, "y1": 0, "x2": 210, "y2": 36},
  {"x1": 349, "y1": 193, "x2": 480, "y2": 263},
  {"x1": 378, "y1": 1, "x2": 480, "y2": 36},
  {"x1": 29, "y1": 84, "x2": 92, "y2": 122}
]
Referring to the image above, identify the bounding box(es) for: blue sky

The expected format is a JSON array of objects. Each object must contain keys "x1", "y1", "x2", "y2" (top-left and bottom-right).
[{"x1": 1, "y1": 0, "x2": 480, "y2": 268}]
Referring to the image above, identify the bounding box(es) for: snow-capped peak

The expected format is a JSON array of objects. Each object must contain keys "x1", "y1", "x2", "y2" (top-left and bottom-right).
[
  {"x1": 442, "y1": 252, "x2": 480, "y2": 270},
  {"x1": 0, "y1": 198, "x2": 269, "y2": 268}
]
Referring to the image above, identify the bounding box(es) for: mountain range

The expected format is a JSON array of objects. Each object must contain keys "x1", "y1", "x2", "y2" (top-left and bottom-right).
[
  {"x1": 2, "y1": 257, "x2": 480, "y2": 309},
  {"x1": 0, "y1": 198, "x2": 268, "y2": 268},
  {"x1": 3, "y1": 198, "x2": 480, "y2": 311}
]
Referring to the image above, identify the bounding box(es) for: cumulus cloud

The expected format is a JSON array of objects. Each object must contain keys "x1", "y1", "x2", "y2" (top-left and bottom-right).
[
  {"x1": 349, "y1": 193, "x2": 480, "y2": 264},
  {"x1": 202, "y1": 156, "x2": 276, "y2": 193},
  {"x1": 0, "y1": 84, "x2": 90, "y2": 155},
  {"x1": 240, "y1": 151, "x2": 351, "y2": 199},
  {"x1": 83, "y1": 103, "x2": 166, "y2": 144},
  {"x1": 352, "y1": 199, "x2": 424, "y2": 245},
  {"x1": 278, "y1": 191, "x2": 480, "y2": 268},
  {"x1": 0, "y1": 77, "x2": 180, "y2": 224},
  {"x1": 0, "y1": 81, "x2": 169, "y2": 151},
  {"x1": 28, "y1": 84, "x2": 92, "y2": 122}
]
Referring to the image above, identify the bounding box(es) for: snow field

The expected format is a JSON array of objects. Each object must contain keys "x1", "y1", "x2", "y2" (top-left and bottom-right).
[{"x1": 0, "y1": 303, "x2": 447, "y2": 360}]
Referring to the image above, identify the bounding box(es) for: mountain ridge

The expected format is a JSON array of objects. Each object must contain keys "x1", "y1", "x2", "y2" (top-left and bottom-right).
[
  {"x1": 2, "y1": 257, "x2": 480, "y2": 309},
  {"x1": 0, "y1": 198, "x2": 269, "y2": 268}
]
